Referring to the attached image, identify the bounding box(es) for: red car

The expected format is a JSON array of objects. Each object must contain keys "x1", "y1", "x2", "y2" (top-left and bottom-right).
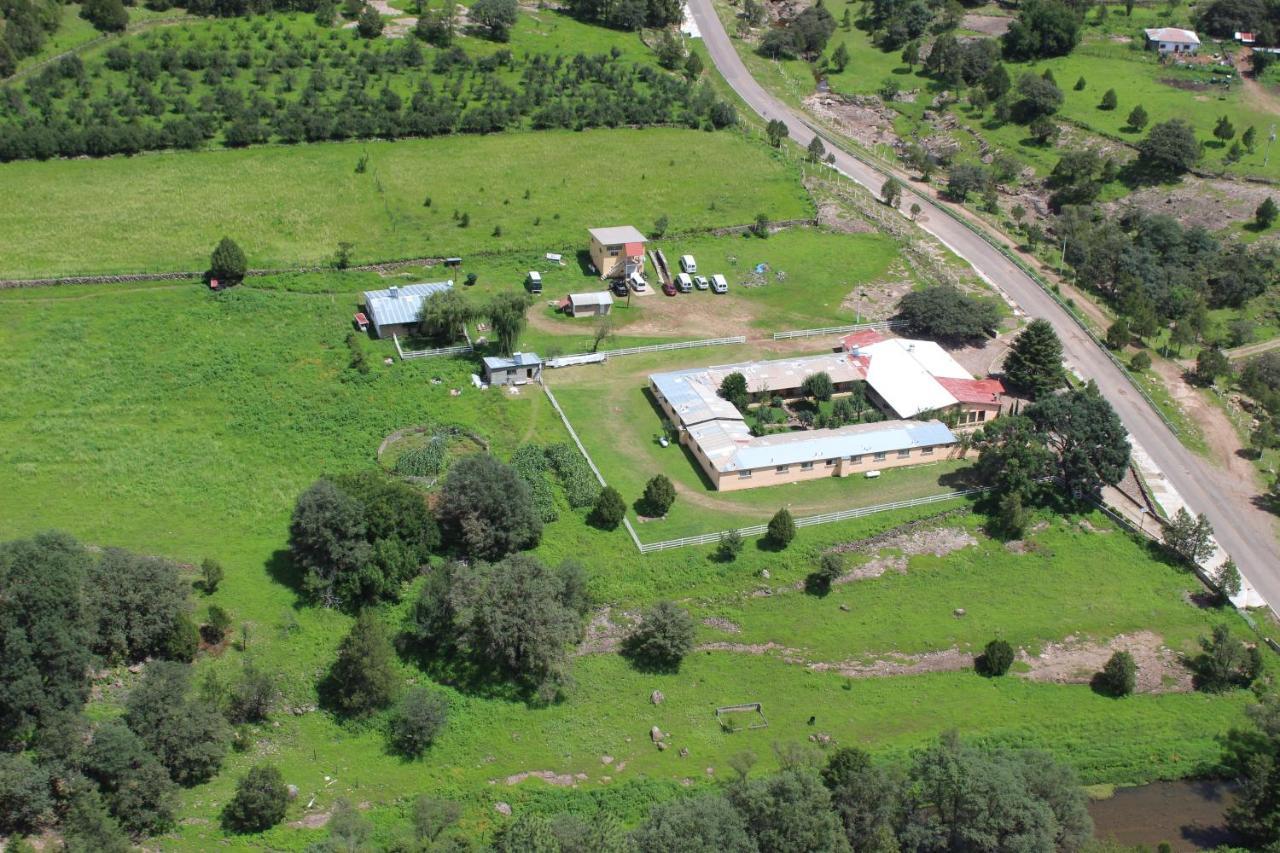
[{"x1": 662, "y1": 281, "x2": 678, "y2": 296}]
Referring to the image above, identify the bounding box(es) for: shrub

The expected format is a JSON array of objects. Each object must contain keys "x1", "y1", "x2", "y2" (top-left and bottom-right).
[
  {"x1": 200, "y1": 558, "x2": 224, "y2": 594},
  {"x1": 222, "y1": 764, "x2": 289, "y2": 833},
  {"x1": 227, "y1": 660, "x2": 276, "y2": 724},
  {"x1": 590, "y1": 486, "x2": 626, "y2": 530},
  {"x1": 717, "y1": 529, "x2": 744, "y2": 561},
  {"x1": 511, "y1": 444, "x2": 558, "y2": 524},
  {"x1": 388, "y1": 687, "x2": 449, "y2": 758},
  {"x1": 1096, "y1": 650, "x2": 1136, "y2": 697},
  {"x1": 622, "y1": 601, "x2": 695, "y2": 671},
  {"x1": 807, "y1": 552, "x2": 844, "y2": 595},
  {"x1": 1194, "y1": 625, "x2": 1262, "y2": 692},
  {"x1": 641, "y1": 475, "x2": 676, "y2": 517},
  {"x1": 394, "y1": 434, "x2": 450, "y2": 477},
  {"x1": 125, "y1": 661, "x2": 231, "y2": 786},
  {"x1": 979, "y1": 639, "x2": 1015, "y2": 676},
  {"x1": 767, "y1": 508, "x2": 796, "y2": 548},
  {"x1": 325, "y1": 610, "x2": 399, "y2": 717},
  {"x1": 203, "y1": 604, "x2": 232, "y2": 644},
  {"x1": 544, "y1": 443, "x2": 600, "y2": 508},
  {"x1": 1130, "y1": 351, "x2": 1151, "y2": 371},
  {"x1": 209, "y1": 237, "x2": 247, "y2": 285}
]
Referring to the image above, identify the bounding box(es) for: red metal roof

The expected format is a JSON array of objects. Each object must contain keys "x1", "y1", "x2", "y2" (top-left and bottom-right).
[
  {"x1": 841, "y1": 329, "x2": 887, "y2": 351},
  {"x1": 355, "y1": 312, "x2": 369, "y2": 324},
  {"x1": 623, "y1": 242, "x2": 645, "y2": 256},
  {"x1": 936, "y1": 377, "x2": 1006, "y2": 404}
]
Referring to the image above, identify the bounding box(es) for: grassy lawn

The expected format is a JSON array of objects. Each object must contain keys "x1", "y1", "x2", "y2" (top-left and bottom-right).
[
  {"x1": 0, "y1": 275, "x2": 1263, "y2": 849},
  {"x1": 0, "y1": 128, "x2": 812, "y2": 279}
]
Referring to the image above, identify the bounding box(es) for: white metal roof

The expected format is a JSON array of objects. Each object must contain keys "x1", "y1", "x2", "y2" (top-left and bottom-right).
[
  {"x1": 569, "y1": 291, "x2": 614, "y2": 308},
  {"x1": 1145, "y1": 27, "x2": 1199, "y2": 43},
  {"x1": 362, "y1": 281, "x2": 454, "y2": 329},
  {"x1": 651, "y1": 369, "x2": 744, "y2": 428},
  {"x1": 861, "y1": 339, "x2": 968, "y2": 417},
  {"x1": 483, "y1": 352, "x2": 542, "y2": 370},
  {"x1": 588, "y1": 225, "x2": 647, "y2": 246}
]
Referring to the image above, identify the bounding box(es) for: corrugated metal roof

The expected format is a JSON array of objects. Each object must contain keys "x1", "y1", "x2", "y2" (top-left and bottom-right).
[
  {"x1": 569, "y1": 292, "x2": 614, "y2": 307},
  {"x1": 727, "y1": 420, "x2": 956, "y2": 472},
  {"x1": 483, "y1": 352, "x2": 542, "y2": 370},
  {"x1": 363, "y1": 281, "x2": 453, "y2": 329},
  {"x1": 651, "y1": 369, "x2": 744, "y2": 427},
  {"x1": 588, "y1": 226, "x2": 647, "y2": 246},
  {"x1": 1145, "y1": 27, "x2": 1199, "y2": 43}
]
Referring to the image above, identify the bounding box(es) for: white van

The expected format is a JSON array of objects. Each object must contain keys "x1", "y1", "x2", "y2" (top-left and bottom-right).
[
  {"x1": 676, "y1": 273, "x2": 693, "y2": 293},
  {"x1": 680, "y1": 254, "x2": 697, "y2": 274},
  {"x1": 711, "y1": 274, "x2": 728, "y2": 294}
]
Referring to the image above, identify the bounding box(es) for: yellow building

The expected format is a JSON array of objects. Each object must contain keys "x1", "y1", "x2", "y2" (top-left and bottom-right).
[{"x1": 588, "y1": 226, "x2": 647, "y2": 280}]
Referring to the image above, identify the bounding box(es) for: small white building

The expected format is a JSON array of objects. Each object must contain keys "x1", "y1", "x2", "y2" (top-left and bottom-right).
[
  {"x1": 482, "y1": 352, "x2": 542, "y2": 386},
  {"x1": 1144, "y1": 27, "x2": 1200, "y2": 54},
  {"x1": 565, "y1": 291, "x2": 614, "y2": 318}
]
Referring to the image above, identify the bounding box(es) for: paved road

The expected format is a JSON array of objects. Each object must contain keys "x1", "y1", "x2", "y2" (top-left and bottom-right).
[{"x1": 688, "y1": 0, "x2": 1280, "y2": 605}]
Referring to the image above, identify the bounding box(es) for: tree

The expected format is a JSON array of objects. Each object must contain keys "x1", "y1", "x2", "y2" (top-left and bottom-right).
[
  {"x1": 685, "y1": 51, "x2": 704, "y2": 77},
  {"x1": 947, "y1": 163, "x2": 990, "y2": 202},
  {"x1": 1193, "y1": 625, "x2": 1261, "y2": 692},
  {"x1": 641, "y1": 474, "x2": 677, "y2": 516},
  {"x1": 1013, "y1": 72, "x2": 1064, "y2": 122},
  {"x1": 765, "y1": 119, "x2": 788, "y2": 148},
  {"x1": 622, "y1": 601, "x2": 695, "y2": 671},
  {"x1": 728, "y1": 767, "x2": 849, "y2": 853},
  {"x1": 1003, "y1": 318, "x2": 1065, "y2": 398},
  {"x1": 86, "y1": 548, "x2": 191, "y2": 664},
  {"x1": 0, "y1": 752, "x2": 51, "y2": 835},
  {"x1": 1257, "y1": 197, "x2": 1279, "y2": 230},
  {"x1": 470, "y1": 0, "x2": 517, "y2": 39},
  {"x1": 62, "y1": 789, "x2": 130, "y2": 853},
  {"x1": 821, "y1": 747, "x2": 898, "y2": 850},
  {"x1": 896, "y1": 285, "x2": 1001, "y2": 344},
  {"x1": 437, "y1": 453, "x2": 542, "y2": 560},
  {"x1": 288, "y1": 479, "x2": 372, "y2": 608},
  {"x1": 418, "y1": 289, "x2": 475, "y2": 343},
  {"x1": 81, "y1": 0, "x2": 128, "y2": 33},
  {"x1": 1218, "y1": 558, "x2": 1242, "y2": 603},
  {"x1": 980, "y1": 638, "x2": 1015, "y2": 675},
  {"x1": 0, "y1": 533, "x2": 91, "y2": 743},
  {"x1": 1002, "y1": 0, "x2": 1081, "y2": 59},
  {"x1": 388, "y1": 686, "x2": 448, "y2": 757},
  {"x1": 486, "y1": 291, "x2": 532, "y2": 356},
  {"x1": 972, "y1": 415, "x2": 1055, "y2": 509},
  {"x1": 322, "y1": 798, "x2": 373, "y2": 852},
  {"x1": 808, "y1": 551, "x2": 844, "y2": 595},
  {"x1": 1105, "y1": 318, "x2": 1130, "y2": 350},
  {"x1": 222, "y1": 764, "x2": 289, "y2": 833},
  {"x1": 767, "y1": 507, "x2": 796, "y2": 548},
  {"x1": 1073, "y1": 75, "x2": 1086, "y2": 90},
  {"x1": 326, "y1": 610, "x2": 398, "y2": 717},
  {"x1": 209, "y1": 236, "x2": 247, "y2": 286},
  {"x1": 910, "y1": 202, "x2": 922, "y2": 220},
  {"x1": 1026, "y1": 382, "x2": 1130, "y2": 497},
  {"x1": 632, "y1": 793, "x2": 755, "y2": 853},
  {"x1": 880, "y1": 176, "x2": 903, "y2": 208},
  {"x1": 227, "y1": 659, "x2": 276, "y2": 724},
  {"x1": 410, "y1": 796, "x2": 462, "y2": 845},
  {"x1": 1214, "y1": 114, "x2": 1236, "y2": 143},
  {"x1": 1126, "y1": 104, "x2": 1148, "y2": 131},
  {"x1": 1097, "y1": 650, "x2": 1136, "y2": 696},
  {"x1": 901, "y1": 39, "x2": 920, "y2": 69},
  {"x1": 84, "y1": 720, "x2": 177, "y2": 835},
  {"x1": 717, "y1": 529, "x2": 744, "y2": 561},
  {"x1": 1099, "y1": 88, "x2": 1117, "y2": 110},
  {"x1": 807, "y1": 136, "x2": 827, "y2": 163},
  {"x1": 1131, "y1": 351, "x2": 1151, "y2": 371},
  {"x1": 760, "y1": 27, "x2": 799, "y2": 58},
  {"x1": 125, "y1": 661, "x2": 231, "y2": 786},
  {"x1": 719, "y1": 371, "x2": 750, "y2": 411},
  {"x1": 1195, "y1": 346, "x2": 1231, "y2": 385},
  {"x1": 1243, "y1": 124, "x2": 1258, "y2": 152},
  {"x1": 203, "y1": 604, "x2": 231, "y2": 644},
  {"x1": 801, "y1": 370, "x2": 834, "y2": 402},
  {"x1": 1028, "y1": 115, "x2": 1060, "y2": 145},
  {"x1": 1137, "y1": 119, "x2": 1200, "y2": 178},
  {"x1": 830, "y1": 41, "x2": 850, "y2": 72},
  {"x1": 356, "y1": 3, "x2": 384, "y2": 37},
  {"x1": 200, "y1": 558, "x2": 224, "y2": 594},
  {"x1": 589, "y1": 486, "x2": 626, "y2": 530},
  {"x1": 1163, "y1": 507, "x2": 1215, "y2": 566}
]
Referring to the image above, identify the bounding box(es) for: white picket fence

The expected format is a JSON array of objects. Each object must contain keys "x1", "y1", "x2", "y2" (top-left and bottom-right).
[
  {"x1": 636, "y1": 486, "x2": 986, "y2": 553},
  {"x1": 548, "y1": 336, "x2": 747, "y2": 367},
  {"x1": 773, "y1": 321, "x2": 906, "y2": 341},
  {"x1": 394, "y1": 335, "x2": 473, "y2": 360}
]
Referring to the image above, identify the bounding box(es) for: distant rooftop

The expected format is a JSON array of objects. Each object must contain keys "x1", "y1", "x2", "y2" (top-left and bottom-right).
[
  {"x1": 588, "y1": 225, "x2": 647, "y2": 246},
  {"x1": 1145, "y1": 27, "x2": 1199, "y2": 43}
]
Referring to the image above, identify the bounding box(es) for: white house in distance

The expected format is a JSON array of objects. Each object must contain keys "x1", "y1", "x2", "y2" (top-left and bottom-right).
[
  {"x1": 361, "y1": 281, "x2": 453, "y2": 339},
  {"x1": 563, "y1": 291, "x2": 614, "y2": 318},
  {"x1": 1144, "y1": 27, "x2": 1200, "y2": 54}
]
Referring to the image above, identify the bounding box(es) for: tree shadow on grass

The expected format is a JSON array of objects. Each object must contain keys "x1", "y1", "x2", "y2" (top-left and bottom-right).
[
  {"x1": 394, "y1": 634, "x2": 543, "y2": 705},
  {"x1": 264, "y1": 549, "x2": 308, "y2": 610}
]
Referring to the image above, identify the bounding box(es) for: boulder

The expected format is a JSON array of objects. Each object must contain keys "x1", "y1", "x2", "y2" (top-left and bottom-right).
[
  {"x1": 650, "y1": 726, "x2": 662, "y2": 742},
  {"x1": 650, "y1": 690, "x2": 665, "y2": 705},
  {"x1": 286, "y1": 785, "x2": 299, "y2": 800},
  {"x1": 495, "y1": 802, "x2": 512, "y2": 816}
]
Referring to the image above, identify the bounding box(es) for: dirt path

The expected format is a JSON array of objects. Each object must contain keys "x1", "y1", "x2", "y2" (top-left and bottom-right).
[
  {"x1": 1227, "y1": 336, "x2": 1280, "y2": 361},
  {"x1": 1235, "y1": 50, "x2": 1280, "y2": 119}
]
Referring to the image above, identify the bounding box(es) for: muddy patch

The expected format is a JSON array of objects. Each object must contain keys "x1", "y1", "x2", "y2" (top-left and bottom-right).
[
  {"x1": 1026, "y1": 631, "x2": 1191, "y2": 693},
  {"x1": 698, "y1": 641, "x2": 806, "y2": 663},
  {"x1": 830, "y1": 525, "x2": 978, "y2": 560},
  {"x1": 502, "y1": 770, "x2": 588, "y2": 787},
  {"x1": 1113, "y1": 175, "x2": 1280, "y2": 233},
  {"x1": 960, "y1": 13, "x2": 1012, "y2": 36},
  {"x1": 838, "y1": 270, "x2": 914, "y2": 320},
  {"x1": 812, "y1": 648, "x2": 974, "y2": 678},
  {"x1": 575, "y1": 607, "x2": 632, "y2": 656},
  {"x1": 702, "y1": 616, "x2": 742, "y2": 634},
  {"x1": 290, "y1": 811, "x2": 331, "y2": 829},
  {"x1": 817, "y1": 199, "x2": 878, "y2": 234}
]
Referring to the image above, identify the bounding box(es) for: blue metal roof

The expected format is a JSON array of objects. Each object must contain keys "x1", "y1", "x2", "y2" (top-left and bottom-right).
[
  {"x1": 483, "y1": 352, "x2": 542, "y2": 370},
  {"x1": 363, "y1": 281, "x2": 453, "y2": 330},
  {"x1": 727, "y1": 420, "x2": 956, "y2": 471}
]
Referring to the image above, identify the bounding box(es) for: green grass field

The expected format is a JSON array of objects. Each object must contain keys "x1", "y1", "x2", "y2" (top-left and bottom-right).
[
  {"x1": 0, "y1": 273, "x2": 1263, "y2": 849},
  {"x1": 0, "y1": 128, "x2": 812, "y2": 278}
]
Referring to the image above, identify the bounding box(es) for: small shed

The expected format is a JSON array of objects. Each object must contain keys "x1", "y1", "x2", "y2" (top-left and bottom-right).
[
  {"x1": 566, "y1": 291, "x2": 614, "y2": 318},
  {"x1": 1144, "y1": 27, "x2": 1200, "y2": 54},
  {"x1": 482, "y1": 352, "x2": 543, "y2": 386}
]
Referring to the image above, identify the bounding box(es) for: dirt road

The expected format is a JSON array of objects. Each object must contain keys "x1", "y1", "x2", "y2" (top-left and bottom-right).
[{"x1": 688, "y1": 0, "x2": 1280, "y2": 606}]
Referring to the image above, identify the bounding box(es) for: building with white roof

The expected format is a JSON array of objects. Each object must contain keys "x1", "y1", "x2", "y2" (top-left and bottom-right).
[
  {"x1": 588, "y1": 226, "x2": 647, "y2": 280},
  {"x1": 481, "y1": 352, "x2": 542, "y2": 386},
  {"x1": 564, "y1": 291, "x2": 614, "y2": 318},
  {"x1": 1144, "y1": 27, "x2": 1200, "y2": 53},
  {"x1": 361, "y1": 281, "x2": 454, "y2": 339}
]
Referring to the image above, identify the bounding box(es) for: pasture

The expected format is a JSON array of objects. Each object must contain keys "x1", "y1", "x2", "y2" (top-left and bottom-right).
[{"x1": 0, "y1": 274, "x2": 1262, "y2": 849}]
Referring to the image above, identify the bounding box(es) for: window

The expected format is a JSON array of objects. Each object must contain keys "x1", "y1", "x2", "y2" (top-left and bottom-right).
[
  {"x1": 897, "y1": 449, "x2": 910, "y2": 459},
  {"x1": 850, "y1": 455, "x2": 862, "y2": 464},
  {"x1": 922, "y1": 446, "x2": 934, "y2": 456},
  {"x1": 873, "y1": 451, "x2": 886, "y2": 462},
  {"x1": 825, "y1": 458, "x2": 837, "y2": 467},
  {"x1": 800, "y1": 461, "x2": 814, "y2": 471},
  {"x1": 609, "y1": 248, "x2": 619, "y2": 256},
  {"x1": 978, "y1": 410, "x2": 987, "y2": 421},
  {"x1": 738, "y1": 470, "x2": 752, "y2": 479},
  {"x1": 776, "y1": 465, "x2": 789, "y2": 474}
]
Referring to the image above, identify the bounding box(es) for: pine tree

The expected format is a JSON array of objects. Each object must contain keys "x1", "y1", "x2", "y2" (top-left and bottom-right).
[
  {"x1": 1257, "y1": 197, "x2": 1278, "y2": 230},
  {"x1": 326, "y1": 610, "x2": 399, "y2": 717},
  {"x1": 1099, "y1": 88, "x2": 1117, "y2": 110},
  {"x1": 767, "y1": 508, "x2": 796, "y2": 548},
  {"x1": 1003, "y1": 319, "x2": 1065, "y2": 398},
  {"x1": 1214, "y1": 115, "x2": 1235, "y2": 143},
  {"x1": 1126, "y1": 104, "x2": 1148, "y2": 131},
  {"x1": 830, "y1": 42, "x2": 849, "y2": 73},
  {"x1": 589, "y1": 486, "x2": 626, "y2": 530},
  {"x1": 209, "y1": 237, "x2": 248, "y2": 285}
]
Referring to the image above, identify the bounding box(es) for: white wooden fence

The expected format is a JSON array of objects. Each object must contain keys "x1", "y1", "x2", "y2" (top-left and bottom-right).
[
  {"x1": 773, "y1": 321, "x2": 906, "y2": 341},
  {"x1": 547, "y1": 335, "x2": 746, "y2": 367},
  {"x1": 394, "y1": 335, "x2": 473, "y2": 360}
]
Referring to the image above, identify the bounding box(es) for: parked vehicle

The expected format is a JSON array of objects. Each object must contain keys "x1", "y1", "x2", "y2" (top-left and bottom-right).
[
  {"x1": 662, "y1": 281, "x2": 677, "y2": 296},
  {"x1": 694, "y1": 275, "x2": 710, "y2": 290},
  {"x1": 526, "y1": 271, "x2": 543, "y2": 294},
  {"x1": 611, "y1": 280, "x2": 630, "y2": 297},
  {"x1": 629, "y1": 272, "x2": 647, "y2": 293},
  {"x1": 676, "y1": 273, "x2": 693, "y2": 293},
  {"x1": 680, "y1": 254, "x2": 697, "y2": 274},
  {"x1": 711, "y1": 274, "x2": 728, "y2": 294}
]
